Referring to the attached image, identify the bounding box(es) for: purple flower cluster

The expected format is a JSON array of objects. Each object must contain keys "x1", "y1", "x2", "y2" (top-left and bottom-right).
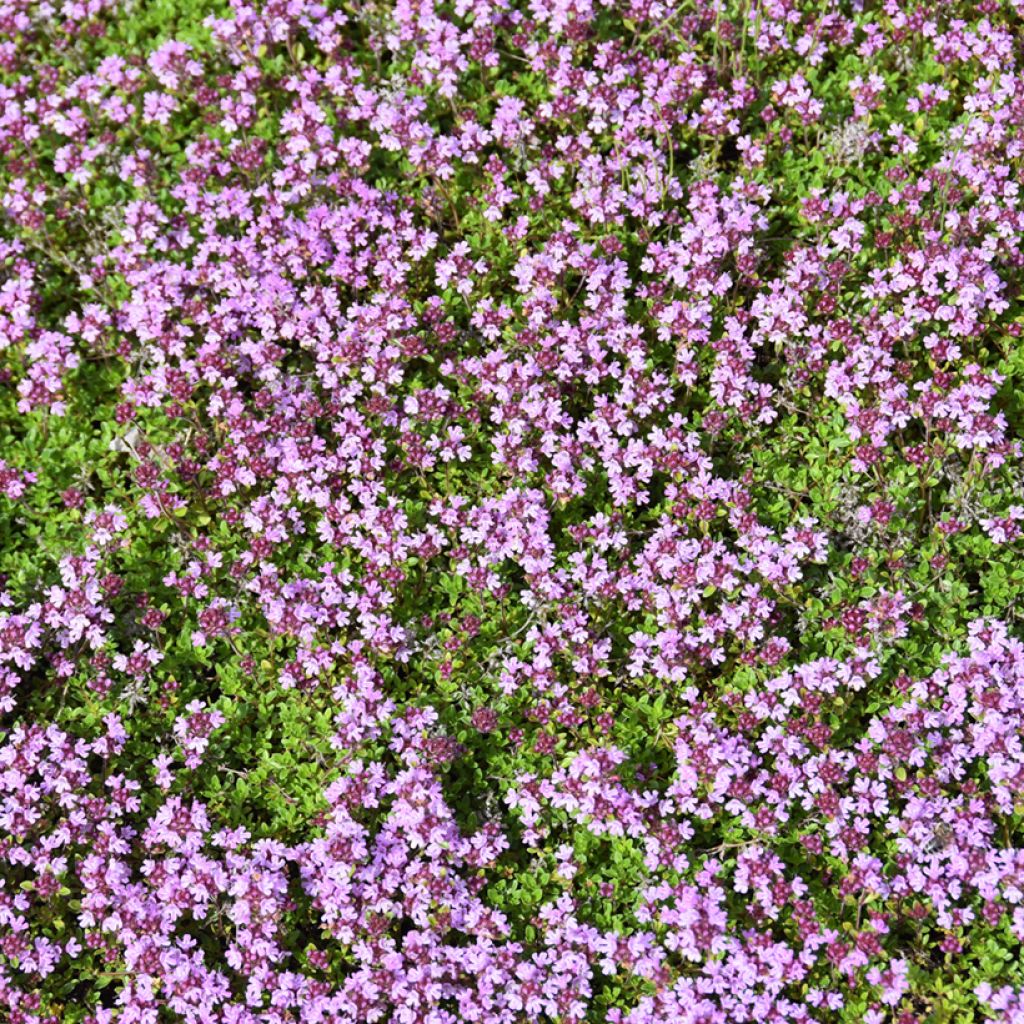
[{"x1": 2, "y1": 0, "x2": 1024, "y2": 1021}]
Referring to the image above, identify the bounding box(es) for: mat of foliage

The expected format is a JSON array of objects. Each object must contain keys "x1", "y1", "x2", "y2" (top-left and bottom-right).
[{"x1": 2, "y1": 0, "x2": 1024, "y2": 1021}]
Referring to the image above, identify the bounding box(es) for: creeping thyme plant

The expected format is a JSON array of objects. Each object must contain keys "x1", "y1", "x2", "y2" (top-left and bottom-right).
[{"x1": 4, "y1": 0, "x2": 1024, "y2": 1021}]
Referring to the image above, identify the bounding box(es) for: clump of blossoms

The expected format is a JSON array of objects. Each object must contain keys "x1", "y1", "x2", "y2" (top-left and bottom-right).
[{"x1": 3, "y1": 0, "x2": 1024, "y2": 1021}]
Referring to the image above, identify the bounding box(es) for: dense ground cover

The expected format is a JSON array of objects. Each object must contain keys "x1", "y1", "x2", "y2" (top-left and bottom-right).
[{"x1": 3, "y1": 0, "x2": 1024, "y2": 1020}]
